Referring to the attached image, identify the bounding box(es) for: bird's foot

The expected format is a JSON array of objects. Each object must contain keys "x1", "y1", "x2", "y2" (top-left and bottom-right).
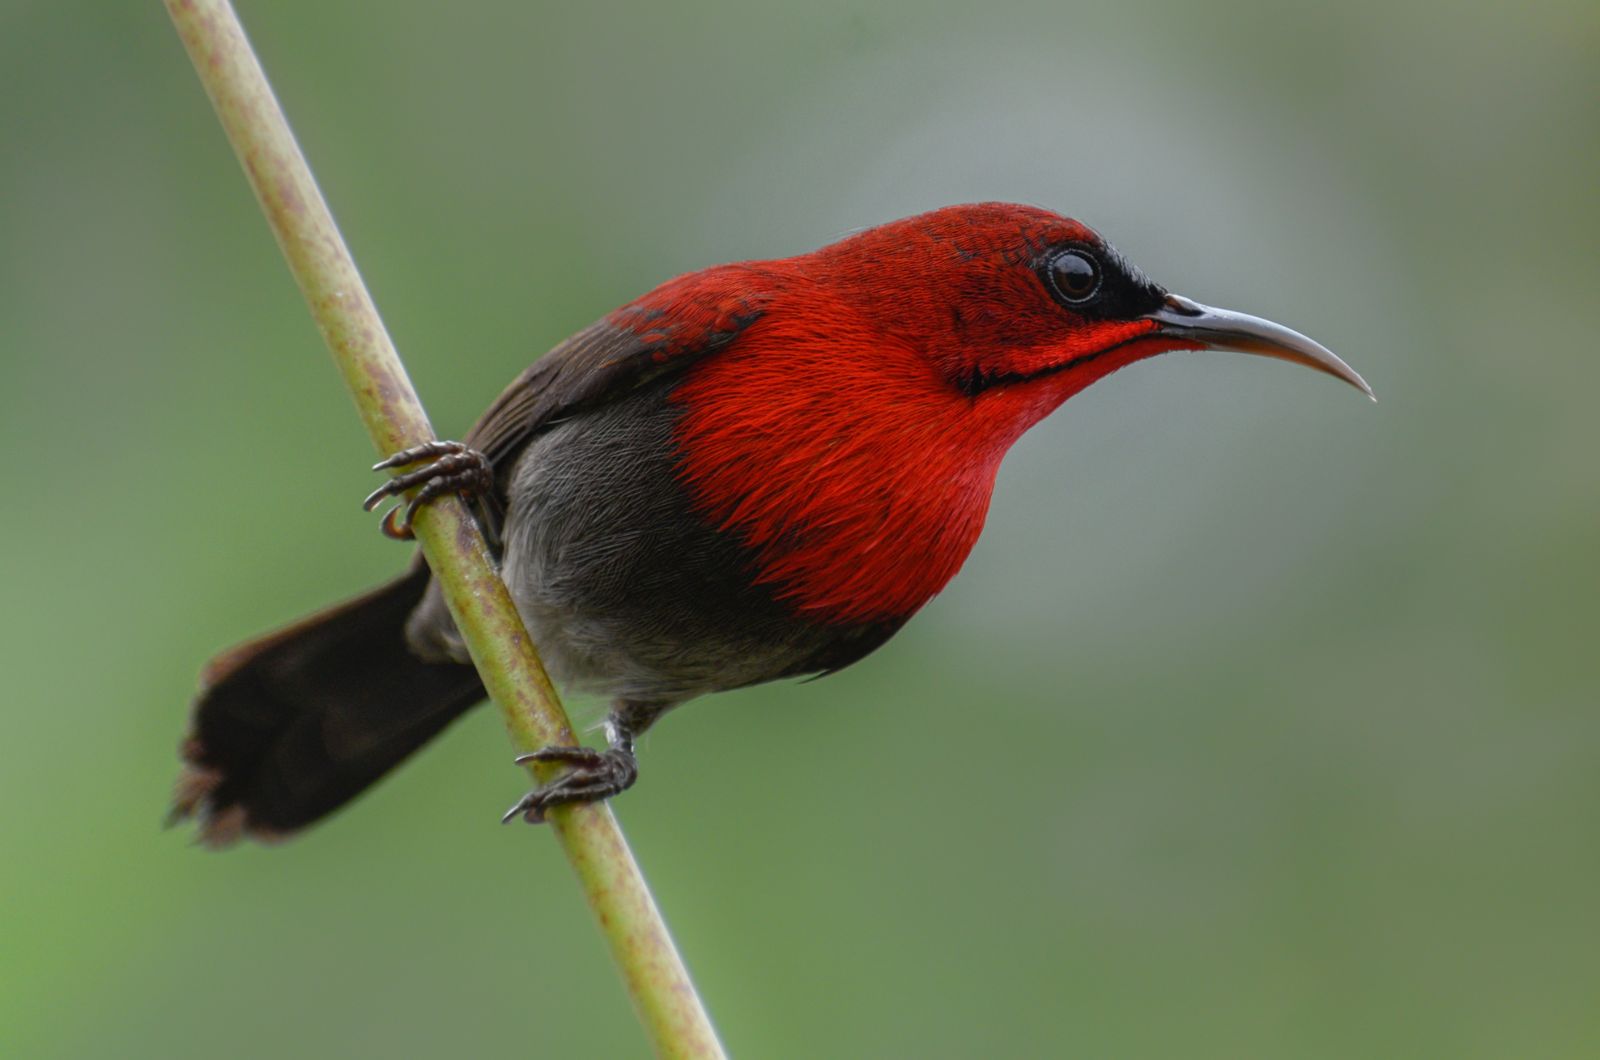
[
  {"x1": 363, "y1": 440, "x2": 492, "y2": 540},
  {"x1": 501, "y1": 745, "x2": 640, "y2": 824}
]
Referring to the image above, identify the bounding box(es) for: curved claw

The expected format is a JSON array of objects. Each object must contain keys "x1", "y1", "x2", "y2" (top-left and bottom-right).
[
  {"x1": 501, "y1": 793, "x2": 539, "y2": 825},
  {"x1": 363, "y1": 440, "x2": 492, "y2": 541},
  {"x1": 377, "y1": 505, "x2": 413, "y2": 540},
  {"x1": 503, "y1": 745, "x2": 639, "y2": 824}
]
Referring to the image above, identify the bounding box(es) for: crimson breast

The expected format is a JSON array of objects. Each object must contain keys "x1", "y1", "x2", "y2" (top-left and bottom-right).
[{"x1": 669, "y1": 317, "x2": 1010, "y2": 626}]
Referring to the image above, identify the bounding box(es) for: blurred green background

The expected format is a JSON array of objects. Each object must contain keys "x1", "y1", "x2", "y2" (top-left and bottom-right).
[{"x1": 3, "y1": 0, "x2": 1596, "y2": 1056}]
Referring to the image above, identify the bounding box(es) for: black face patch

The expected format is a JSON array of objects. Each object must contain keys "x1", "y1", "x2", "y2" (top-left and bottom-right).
[
  {"x1": 953, "y1": 238, "x2": 1173, "y2": 397},
  {"x1": 1037, "y1": 240, "x2": 1166, "y2": 321}
]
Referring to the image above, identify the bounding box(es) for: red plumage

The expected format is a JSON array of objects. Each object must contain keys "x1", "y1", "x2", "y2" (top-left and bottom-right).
[
  {"x1": 628, "y1": 205, "x2": 1178, "y2": 623},
  {"x1": 175, "y1": 202, "x2": 1365, "y2": 841}
]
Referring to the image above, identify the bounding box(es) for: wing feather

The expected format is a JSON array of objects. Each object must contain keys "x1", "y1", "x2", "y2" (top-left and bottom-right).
[{"x1": 465, "y1": 273, "x2": 768, "y2": 475}]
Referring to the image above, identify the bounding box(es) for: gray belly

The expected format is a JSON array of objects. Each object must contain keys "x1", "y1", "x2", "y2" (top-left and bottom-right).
[{"x1": 418, "y1": 385, "x2": 848, "y2": 707}]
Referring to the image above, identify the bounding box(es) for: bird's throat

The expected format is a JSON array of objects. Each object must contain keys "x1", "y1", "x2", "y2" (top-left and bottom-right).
[{"x1": 669, "y1": 339, "x2": 1029, "y2": 626}]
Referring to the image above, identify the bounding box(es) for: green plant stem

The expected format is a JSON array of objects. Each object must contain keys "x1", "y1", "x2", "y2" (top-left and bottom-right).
[{"x1": 163, "y1": 3, "x2": 726, "y2": 1056}]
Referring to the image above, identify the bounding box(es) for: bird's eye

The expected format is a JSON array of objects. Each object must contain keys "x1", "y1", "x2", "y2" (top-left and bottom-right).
[{"x1": 1048, "y1": 250, "x2": 1100, "y2": 304}]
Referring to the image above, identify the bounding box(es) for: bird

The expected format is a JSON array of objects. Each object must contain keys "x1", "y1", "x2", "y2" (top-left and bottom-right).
[{"x1": 171, "y1": 202, "x2": 1371, "y2": 846}]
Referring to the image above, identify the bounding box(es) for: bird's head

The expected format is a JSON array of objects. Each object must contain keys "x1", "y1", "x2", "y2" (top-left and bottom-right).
[
  {"x1": 670, "y1": 203, "x2": 1372, "y2": 624},
  {"x1": 812, "y1": 203, "x2": 1371, "y2": 419}
]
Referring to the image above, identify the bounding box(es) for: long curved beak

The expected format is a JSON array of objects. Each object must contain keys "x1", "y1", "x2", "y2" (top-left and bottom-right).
[{"x1": 1147, "y1": 293, "x2": 1374, "y2": 400}]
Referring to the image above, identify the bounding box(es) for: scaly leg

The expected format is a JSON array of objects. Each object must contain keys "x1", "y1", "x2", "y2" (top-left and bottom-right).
[{"x1": 502, "y1": 701, "x2": 670, "y2": 824}]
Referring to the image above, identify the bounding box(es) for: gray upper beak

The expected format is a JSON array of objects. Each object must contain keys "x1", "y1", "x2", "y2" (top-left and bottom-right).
[{"x1": 1147, "y1": 293, "x2": 1374, "y2": 400}]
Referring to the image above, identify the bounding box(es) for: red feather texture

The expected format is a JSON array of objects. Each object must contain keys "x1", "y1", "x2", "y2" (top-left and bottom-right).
[{"x1": 632, "y1": 204, "x2": 1186, "y2": 625}]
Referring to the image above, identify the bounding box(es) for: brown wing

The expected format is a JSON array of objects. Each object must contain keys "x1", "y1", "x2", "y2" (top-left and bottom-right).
[
  {"x1": 467, "y1": 318, "x2": 668, "y2": 468},
  {"x1": 467, "y1": 286, "x2": 766, "y2": 467}
]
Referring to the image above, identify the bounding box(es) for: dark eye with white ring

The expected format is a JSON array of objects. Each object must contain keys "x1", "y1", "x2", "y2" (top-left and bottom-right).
[{"x1": 1048, "y1": 249, "x2": 1100, "y2": 303}]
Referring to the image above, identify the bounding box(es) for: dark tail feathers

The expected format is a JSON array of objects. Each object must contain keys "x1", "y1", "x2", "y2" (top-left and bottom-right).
[{"x1": 172, "y1": 562, "x2": 483, "y2": 846}]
